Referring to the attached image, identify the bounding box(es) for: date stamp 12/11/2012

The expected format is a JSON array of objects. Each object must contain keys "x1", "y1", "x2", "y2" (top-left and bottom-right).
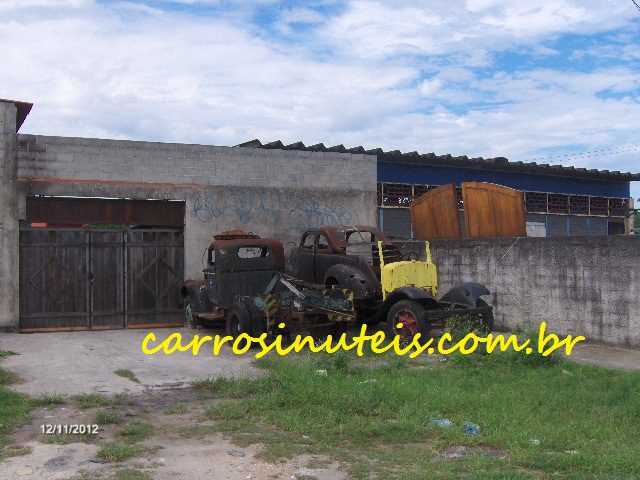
[{"x1": 41, "y1": 424, "x2": 99, "y2": 435}]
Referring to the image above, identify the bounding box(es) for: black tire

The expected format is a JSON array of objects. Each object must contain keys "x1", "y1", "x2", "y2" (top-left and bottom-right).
[
  {"x1": 226, "y1": 300, "x2": 266, "y2": 350},
  {"x1": 384, "y1": 299, "x2": 430, "y2": 343},
  {"x1": 247, "y1": 301, "x2": 266, "y2": 337},
  {"x1": 226, "y1": 302, "x2": 254, "y2": 338},
  {"x1": 184, "y1": 296, "x2": 197, "y2": 329}
]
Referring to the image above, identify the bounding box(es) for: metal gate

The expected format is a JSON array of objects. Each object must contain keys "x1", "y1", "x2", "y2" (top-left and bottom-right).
[{"x1": 19, "y1": 227, "x2": 184, "y2": 332}]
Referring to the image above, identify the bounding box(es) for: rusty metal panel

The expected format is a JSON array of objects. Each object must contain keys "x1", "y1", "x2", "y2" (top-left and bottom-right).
[
  {"x1": 462, "y1": 182, "x2": 526, "y2": 238},
  {"x1": 410, "y1": 184, "x2": 462, "y2": 239},
  {"x1": 126, "y1": 229, "x2": 184, "y2": 326},
  {"x1": 26, "y1": 197, "x2": 185, "y2": 227}
]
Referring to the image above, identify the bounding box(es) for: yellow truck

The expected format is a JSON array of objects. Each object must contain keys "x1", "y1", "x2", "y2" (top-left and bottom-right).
[{"x1": 296, "y1": 225, "x2": 493, "y2": 341}]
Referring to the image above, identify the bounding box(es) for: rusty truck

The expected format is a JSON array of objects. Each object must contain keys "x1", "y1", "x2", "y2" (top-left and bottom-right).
[
  {"x1": 295, "y1": 225, "x2": 493, "y2": 341},
  {"x1": 181, "y1": 230, "x2": 354, "y2": 338}
]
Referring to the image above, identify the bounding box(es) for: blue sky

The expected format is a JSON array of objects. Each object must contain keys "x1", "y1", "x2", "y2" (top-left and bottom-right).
[{"x1": 1, "y1": 0, "x2": 639, "y2": 199}]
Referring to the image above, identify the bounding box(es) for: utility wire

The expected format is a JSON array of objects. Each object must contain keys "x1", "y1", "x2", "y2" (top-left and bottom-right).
[
  {"x1": 527, "y1": 144, "x2": 640, "y2": 162},
  {"x1": 633, "y1": 0, "x2": 640, "y2": 12}
]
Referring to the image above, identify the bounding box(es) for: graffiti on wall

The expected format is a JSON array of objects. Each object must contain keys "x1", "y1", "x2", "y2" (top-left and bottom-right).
[{"x1": 193, "y1": 188, "x2": 360, "y2": 231}]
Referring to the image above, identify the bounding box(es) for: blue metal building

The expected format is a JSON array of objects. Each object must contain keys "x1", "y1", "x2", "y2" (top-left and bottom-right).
[{"x1": 241, "y1": 140, "x2": 639, "y2": 238}]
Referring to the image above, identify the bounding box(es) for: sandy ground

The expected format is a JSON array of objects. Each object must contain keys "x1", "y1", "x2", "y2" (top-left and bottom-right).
[
  {"x1": 0, "y1": 328, "x2": 260, "y2": 396},
  {"x1": 1, "y1": 389, "x2": 348, "y2": 480},
  {"x1": 564, "y1": 342, "x2": 640, "y2": 370}
]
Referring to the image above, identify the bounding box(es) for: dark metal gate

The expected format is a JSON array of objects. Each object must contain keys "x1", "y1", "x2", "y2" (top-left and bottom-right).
[{"x1": 19, "y1": 227, "x2": 184, "y2": 332}]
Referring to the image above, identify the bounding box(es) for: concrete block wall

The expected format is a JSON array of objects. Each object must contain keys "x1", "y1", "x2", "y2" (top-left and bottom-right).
[
  {"x1": 16, "y1": 134, "x2": 377, "y2": 280},
  {"x1": 430, "y1": 236, "x2": 640, "y2": 346},
  {"x1": 17, "y1": 135, "x2": 373, "y2": 191}
]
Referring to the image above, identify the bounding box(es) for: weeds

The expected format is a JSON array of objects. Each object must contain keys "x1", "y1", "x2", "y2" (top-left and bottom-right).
[
  {"x1": 95, "y1": 409, "x2": 121, "y2": 424},
  {"x1": 315, "y1": 349, "x2": 350, "y2": 372},
  {"x1": 114, "y1": 469, "x2": 152, "y2": 480},
  {"x1": 119, "y1": 422, "x2": 153, "y2": 443},
  {"x1": 97, "y1": 442, "x2": 140, "y2": 462},
  {"x1": 114, "y1": 369, "x2": 140, "y2": 384},
  {"x1": 164, "y1": 403, "x2": 187, "y2": 414},
  {"x1": 205, "y1": 401, "x2": 248, "y2": 420},
  {"x1": 73, "y1": 393, "x2": 109, "y2": 408},
  {"x1": 0, "y1": 369, "x2": 22, "y2": 385},
  {"x1": 0, "y1": 370, "x2": 32, "y2": 451},
  {"x1": 29, "y1": 393, "x2": 65, "y2": 407},
  {"x1": 192, "y1": 376, "x2": 270, "y2": 397}
]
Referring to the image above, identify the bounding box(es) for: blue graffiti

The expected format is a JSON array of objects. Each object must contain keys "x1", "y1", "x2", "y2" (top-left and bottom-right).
[{"x1": 193, "y1": 188, "x2": 359, "y2": 231}]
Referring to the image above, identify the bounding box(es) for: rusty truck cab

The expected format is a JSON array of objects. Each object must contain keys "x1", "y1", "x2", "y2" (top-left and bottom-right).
[{"x1": 205, "y1": 230, "x2": 285, "y2": 309}]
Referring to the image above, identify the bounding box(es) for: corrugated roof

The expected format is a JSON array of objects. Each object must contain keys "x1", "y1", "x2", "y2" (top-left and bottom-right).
[{"x1": 237, "y1": 139, "x2": 640, "y2": 182}]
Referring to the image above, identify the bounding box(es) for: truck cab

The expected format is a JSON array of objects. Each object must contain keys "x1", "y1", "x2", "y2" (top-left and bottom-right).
[
  {"x1": 296, "y1": 225, "x2": 403, "y2": 302},
  {"x1": 182, "y1": 230, "x2": 285, "y2": 326}
]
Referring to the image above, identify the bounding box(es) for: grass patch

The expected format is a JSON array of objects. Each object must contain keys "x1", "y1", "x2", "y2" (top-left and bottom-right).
[
  {"x1": 73, "y1": 392, "x2": 134, "y2": 409},
  {"x1": 0, "y1": 351, "x2": 17, "y2": 359},
  {"x1": 29, "y1": 393, "x2": 65, "y2": 407},
  {"x1": 114, "y1": 369, "x2": 140, "y2": 384},
  {"x1": 192, "y1": 376, "x2": 271, "y2": 398},
  {"x1": 114, "y1": 468, "x2": 152, "y2": 480},
  {"x1": 73, "y1": 393, "x2": 109, "y2": 408},
  {"x1": 177, "y1": 424, "x2": 221, "y2": 438},
  {"x1": 41, "y1": 431, "x2": 95, "y2": 445},
  {"x1": 119, "y1": 422, "x2": 153, "y2": 443},
  {"x1": 95, "y1": 409, "x2": 121, "y2": 424},
  {"x1": 111, "y1": 393, "x2": 135, "y2": 406},
  {"x1": 1, "y1": 444, "x2": 32, "y2": 458},
  {"x1": 164, "y1": 403, "x2": 187, "y2": 414},
  {"x1": 0, "y1": 369, "x2": 22, "y2": 385},
  {"x1": 205, "y1": 401, "x2": 248, "y2": 420},
  {"x1": 97, "y1": 442, "x2": 140, "y2": 462},
  {"x1": 0, "y1": 370, "x2": 32, "y2": 454},
  {"x1": 200, "y1": 350, "x2": 640, "y2": 479}
]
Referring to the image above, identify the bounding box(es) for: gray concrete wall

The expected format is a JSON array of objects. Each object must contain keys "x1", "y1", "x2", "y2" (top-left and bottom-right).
[
  {"x1": 0, "y1": 102, "x2": 19, "y2": 330},
  {"x1": 430, "y1": 236, "x2": 640, "y2": 346},
  {"x1": 17, "y1": 134, "x2": 377, "y2": 281}
]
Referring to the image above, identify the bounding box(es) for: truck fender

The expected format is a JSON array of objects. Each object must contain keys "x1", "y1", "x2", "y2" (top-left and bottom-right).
[
  {"x1": 440, "y1": 282, "x2": 490, "y2": 309},
  {"x1": 323, "y1": 264, "x2": 380, "y2": 300},
  {"x1": 366, "y1": 286, "x2": 436, "y2": 325},
  {"x1": 181, "y1": 279, "x2": 213, "y2": 313}
]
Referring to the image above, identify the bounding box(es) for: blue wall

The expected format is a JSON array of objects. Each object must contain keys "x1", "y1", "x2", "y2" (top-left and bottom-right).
[{"x1": 378, "y1": 162, "x2": 631, "y2": 197}]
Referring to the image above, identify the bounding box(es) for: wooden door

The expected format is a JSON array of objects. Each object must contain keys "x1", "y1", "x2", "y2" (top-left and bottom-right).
[
  {"x1": 125, "y1": 229, "x2": 184, "y2": 328},
  {"x1": 19, "y1": 228, "x2": 91, "y2": 331},
  {"x1": 462, "y1": 182, "x2": 526, "y2": 238},
  {"x1": 410, "y1": 184, "x2": 462, "y2": 239}
]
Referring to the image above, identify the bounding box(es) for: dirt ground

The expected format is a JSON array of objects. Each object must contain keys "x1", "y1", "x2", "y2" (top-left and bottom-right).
[
  {"x1": 0, "y1": 328, "x2": 261, "y2": 396},
  {"x1": 1, "y1": 388, "x2": 348, "y2": 480},
  {"x1": 2, "y1": 328, "x2": 639, "y2": 479}
]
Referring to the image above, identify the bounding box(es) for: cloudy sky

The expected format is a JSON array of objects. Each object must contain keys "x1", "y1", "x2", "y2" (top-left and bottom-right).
[{"x1": 2, "y1": 0, "x2": 639, "y2": 197}]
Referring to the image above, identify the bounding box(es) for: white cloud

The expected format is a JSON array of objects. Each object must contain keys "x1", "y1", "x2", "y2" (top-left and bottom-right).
[
  {"x1": 0, "y1": 0, "x2": 638, "y2": 181},
  {"x1": 280, "y1": 7, "x2": 326, "y2": 25},
  {"x1": 418, "y1": 78, "x2": 442, "y2": 97},
  {"x1": 0, "y1": 0, "x2": 92, "y2": 10},
  {"x1": 320, "y1": 0, "x2": 636, "y2": 60}
]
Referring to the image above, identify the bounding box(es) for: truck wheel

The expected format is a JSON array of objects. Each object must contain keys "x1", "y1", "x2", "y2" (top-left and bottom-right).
[
  {"x1": 226, "y1": 302, "x2": 254, "y2": 340},
  {"x1": 184, "y1": 296, "x2": 197, "y2": 329},
  {"x1": 247, "y1": 301, "x2": 266, "y2": 337},
  {"x1": 385, "y1": 300, "x2": 430, "y2": 343}
]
